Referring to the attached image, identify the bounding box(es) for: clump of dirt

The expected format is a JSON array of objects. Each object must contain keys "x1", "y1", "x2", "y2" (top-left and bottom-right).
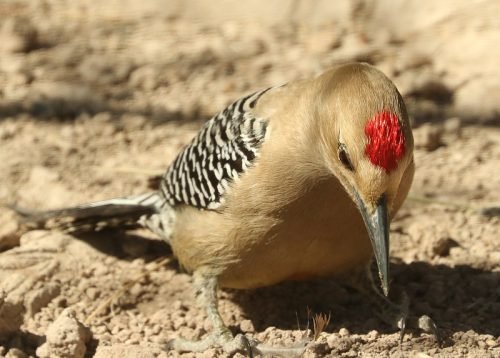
[
  {"x1": 0, "y1": 1, "x2": 499, "y2": 357},
  {"x1": 36, "y1": 308, "x2": 92, "y2": 358}
]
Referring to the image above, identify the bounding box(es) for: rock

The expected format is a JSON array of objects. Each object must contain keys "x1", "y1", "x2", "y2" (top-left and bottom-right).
[
  {"x1": 338, "y1": 327, "x2": 350, "y2": 337},
  {"x1": 485, "y1": 339, "x2": 498, "y2": 348},
  {"x1": 432, "y1": 237, "x2": 460, "y2": 257},
  {"x1": 0, "y1": 209, "x2": 22, "y2": 251},
  {"x1": 240, "y1": 319, "x2": 255, "y2": 333},
  {"x1": 36, "y1": 308, "x2": 91, "y2": 358},
  {"x1": 25, "y1": 282, "x2": 61, "y2": 318},
  {"x1": 335, "y1": 337, "x2": 353, "y2": 353},
  {"x1": 326, "y1": 333, "x2": 339, "y2": 348},
  {"x1": 0, "y1": 231, "x2": 72, "y2": 332},
  {"x1": 366, "y1": 330, "x2": 379, "y2": 341},
  {"x1": 0, "y1": 289, "x2": 25, "y2": 338},
  {"x1": 5, "y1": 348, "x2": 28, "y2": 358}
]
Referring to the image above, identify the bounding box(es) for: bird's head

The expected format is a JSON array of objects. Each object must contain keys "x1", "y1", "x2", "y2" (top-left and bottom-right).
[{"x1": 314, "y1": 63, "x2": 414, "y2": 295}]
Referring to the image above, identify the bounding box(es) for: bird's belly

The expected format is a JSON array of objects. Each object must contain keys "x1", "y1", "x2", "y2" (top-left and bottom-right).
[
  {"x1": 217, "y1": 180, "x2": 374, "y2": 289},
  {"x1": 218, "y1": 216, "x2": 372, "y2": 289}
]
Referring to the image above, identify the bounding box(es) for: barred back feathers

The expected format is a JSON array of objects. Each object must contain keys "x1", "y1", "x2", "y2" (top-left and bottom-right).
[{"x1": 161, "y1": 87, "x2": 272, "y2": 209}]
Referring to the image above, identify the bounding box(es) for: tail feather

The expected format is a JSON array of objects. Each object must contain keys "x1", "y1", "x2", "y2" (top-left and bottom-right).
[{"x1": 10, "y1": 192, "x2": 164, "y2": 234}]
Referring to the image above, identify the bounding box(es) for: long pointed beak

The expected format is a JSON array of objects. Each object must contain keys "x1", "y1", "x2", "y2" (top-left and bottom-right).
[{"x1": 355, "y1": 193, "x2": 390, "y2": 296}]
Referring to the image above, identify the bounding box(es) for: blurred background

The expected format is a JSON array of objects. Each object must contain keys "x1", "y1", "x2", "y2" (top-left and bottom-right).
[{"x1": 1, "y1": 0, "x2": 500, "y2": 124}]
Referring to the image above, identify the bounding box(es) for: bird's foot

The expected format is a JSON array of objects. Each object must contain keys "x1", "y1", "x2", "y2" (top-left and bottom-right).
[
  {"x1": 170, "y1": 273, "x2": 310, "y2": 356},
  {"x1": 405, "y1": 314, "x2": 440, "y2": 344},
  {"x1": 168, "y1": 330, "x2": 247, "y2": 354},
  {"x1": 346, "y1": 262, "x2": 440, "y2": 344},
  {"x1": 168, "y1": 330, "x2": 308, "y2": 357},
  {"x1": 372, "y1": 290, "x2": 440, "y2": 344}
]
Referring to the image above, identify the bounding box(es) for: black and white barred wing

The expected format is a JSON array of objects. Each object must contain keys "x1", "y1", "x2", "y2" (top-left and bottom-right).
[{"x1": 161, "y1": 88, "x2": 272, "y2": 210}]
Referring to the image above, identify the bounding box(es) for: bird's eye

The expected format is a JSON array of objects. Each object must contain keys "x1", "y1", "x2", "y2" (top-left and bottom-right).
[{"x1": 338, "y1": 144, "x2": 354, "y2": 171}]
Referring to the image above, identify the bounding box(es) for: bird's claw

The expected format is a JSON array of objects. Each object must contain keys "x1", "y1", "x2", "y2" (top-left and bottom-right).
[
  {"x1": 167, "y1": 331, "x2": 249, "y2": 354},
  {"x1": 410, "y1": 314, "x2": 441, "y2": 345},
  {"x1": 379, "y1": 301, "x2": 440, "y2": 346},
  {"x1": 358, "y1": 262, "x2": 440, "y2": 345},
  {"x1": 369, "y1": 287, "x2": 440, "y2": 345},
  {"x1": 168, "y1": 331, "x2": 309, "y2": 357}
]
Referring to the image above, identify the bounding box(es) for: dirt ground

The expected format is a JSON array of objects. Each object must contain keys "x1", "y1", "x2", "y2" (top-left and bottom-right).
[{"x1": 0, "y1": 1, "x2": 499, "y2": 357}]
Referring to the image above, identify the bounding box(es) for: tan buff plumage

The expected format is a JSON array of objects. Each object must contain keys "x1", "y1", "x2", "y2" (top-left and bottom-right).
[{"x1": 171, "y1": 63, "x2": 414, "y2": 291}]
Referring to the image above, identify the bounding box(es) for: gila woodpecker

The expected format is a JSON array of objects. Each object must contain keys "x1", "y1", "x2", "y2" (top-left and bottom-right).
[{"x1": 14, "y1": 63, "x2": 433, "y2": 356}]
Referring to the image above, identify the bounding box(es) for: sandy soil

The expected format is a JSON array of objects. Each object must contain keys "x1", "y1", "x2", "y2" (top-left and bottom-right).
[{"x1": 0, "y1": 1, "x2": 499, "y2": 357}]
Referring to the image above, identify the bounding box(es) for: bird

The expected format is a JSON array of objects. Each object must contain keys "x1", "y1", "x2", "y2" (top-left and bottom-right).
[{"x1": 14, "y1": 63, "x2": 421, "y2": 356}]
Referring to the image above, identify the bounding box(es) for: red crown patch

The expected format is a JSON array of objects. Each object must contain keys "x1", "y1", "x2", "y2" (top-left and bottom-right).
[{"x1": 364, "y1": 111, "x2": 405, "y2": 173}]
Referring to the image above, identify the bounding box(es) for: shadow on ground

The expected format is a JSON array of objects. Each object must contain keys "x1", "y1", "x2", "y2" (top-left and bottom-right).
[
  {"x1": 227, "y1": 262, "x2": 500, "y2": 341},
  {"x1": 74, "y1": 230, "x2": 173, "y2": 262}
]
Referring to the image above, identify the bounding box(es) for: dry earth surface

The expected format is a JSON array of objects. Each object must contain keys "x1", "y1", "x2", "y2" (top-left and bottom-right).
[{"x1": 0, "y1": 1, "x2": 499, "y2": 357}]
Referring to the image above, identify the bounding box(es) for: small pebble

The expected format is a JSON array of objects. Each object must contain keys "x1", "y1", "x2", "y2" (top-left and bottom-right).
[
  {"x1": 326, "y1": 333, "x2": 339, "y2": 348},
  {"x1": 240, "y1": 319, "x2": 255, "y2": 333},
  {"x1": 366, "y1": 330, "x2": 379, "y2": 341},
  {"x1": 485, "y1": 339, "x2": 497, "y2": 347},
  {"x1": 336, "y1": 337, "x2": 353, "y2": 353},
  {"x1": 86, "y1": 287, "x2": 100, "y2": 300},
  {"x1": 94, "y1": 325, "x2": 108, "y2": 335},
  {"x1": 339, "y1": 327, "x2": 350, "y2": 337},
  {"x1": 151, "y1": 335, "x2": 168, "y2": 344},
  {"x1": 111, "y1": 325, "x2": 121, "y2": 335},
  {"x1": 127, "y1": 332, "x2": 142, "y2": 344},
  {"x1": 152, "y1": 324, "x2": 162, "y2": 335},
  {"x1": 432, "y1": 237, "x2": 460, "y2": 257},
  {"x1": 93, "y1": 265, "x2": 109, "y2": 276},
  {"x1": 6, "y1": 348, "x2": 27, "y2": 358},
  {"x1": 172, "y1": 300, "x2": 184, "y2": 310}
]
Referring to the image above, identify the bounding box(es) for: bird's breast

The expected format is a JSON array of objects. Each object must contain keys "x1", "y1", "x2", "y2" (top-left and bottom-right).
[
  {"x1": 169, "y1": 127, "x2": 375, "y2": 289},
  {"x1": 216, "y1": 178, "x2": 373, "y2": 289}
]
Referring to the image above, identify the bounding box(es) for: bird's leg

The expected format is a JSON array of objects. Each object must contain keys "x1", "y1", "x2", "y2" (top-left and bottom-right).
[
  {"x1": 347, "y1": 261, "x2": 439, "y2": 343},
  {"x1": 167, "y1": 272, "x2": 246, "y2": 353},
  {"x1": 168, "y1": 272, "x2": 309, "y2": 357}
]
